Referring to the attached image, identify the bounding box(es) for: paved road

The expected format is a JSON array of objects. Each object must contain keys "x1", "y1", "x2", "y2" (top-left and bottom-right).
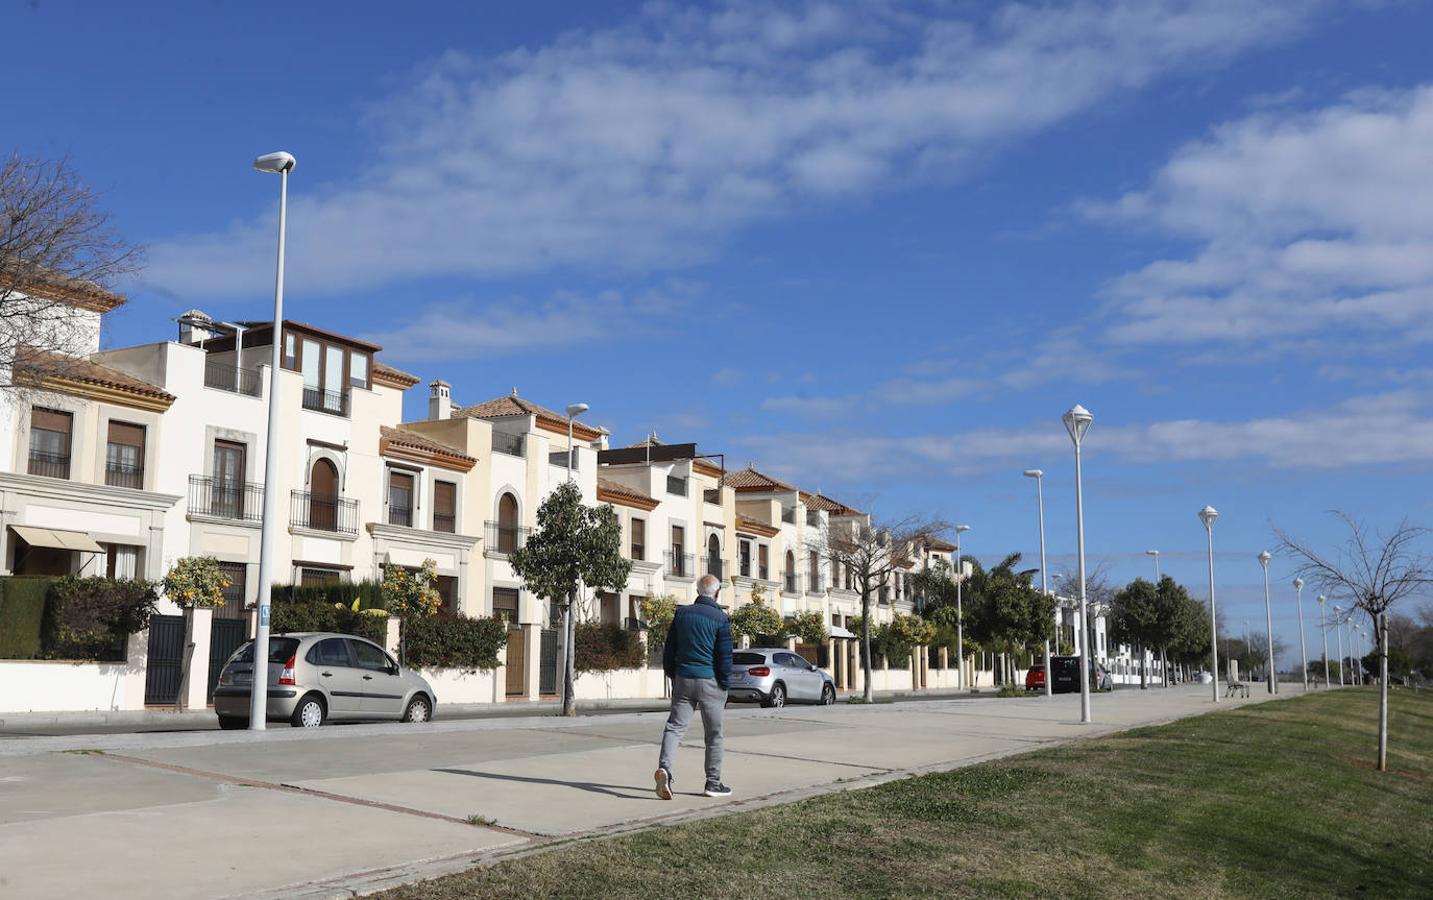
[{"x1": 0, "y1": 684, "x2": 1306, "y2": 900}]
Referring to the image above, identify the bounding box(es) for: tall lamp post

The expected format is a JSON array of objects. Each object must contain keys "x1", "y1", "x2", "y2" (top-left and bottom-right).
[
  {"x1": 1146, "y1": 549, "x2": 1160, "y2": 581},
  {"x1": 1318, "y1": 595, "x2": 1330, "y2": 687},
  {"x1": 954, "y1": 524, "x2": 970, "y2": 689},
  {"x1": 1062, "y1": 404, "x2": 1093, "y2": 724},
  {"x1": 1023, "y1": 469, "x2": 1052, "y2": 697},
  {"x1": 249, "y1": 150, "x2": 296, "y2": 732},
  {"x1": 1199, "y1": 505, "x2": 1220, "y2": 702},
  {"x1": 1258, "y1": 551, "x2": 1276, "y2": 694},
  {"x1": 1333, "y1": 606, "x2": 1346, "y2": 686},
  {"x1": 1293, "y1": 577, "x2": 1308, "y2": 692},
  {"x1": 558, "y1": 402, "x2": 589, "y2": 716}
]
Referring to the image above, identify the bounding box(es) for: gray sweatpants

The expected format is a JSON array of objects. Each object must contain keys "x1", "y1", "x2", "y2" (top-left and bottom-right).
[{"x1": 658, "y1": 675, "x2": 726, "y2": 783}]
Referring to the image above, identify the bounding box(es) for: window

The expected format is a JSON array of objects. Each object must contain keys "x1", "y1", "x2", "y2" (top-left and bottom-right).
[
  {"x1": 301, "y1": 567, "x2": 342, "y2": 587},
  {"x1": 496, "y1": 493, "x2": 520, "y2": 553},
  {"x1": 740, "y1": 540, "x2": 752, "y2": 577},
  {"x1": 666, "y1": 474, "x2": 688, "y2": 496},
  {"x1": 212, "y1": 440, "x2": 247, "y2": 518},
  {"x1": 433, "y1": 481, "x2": 456, "y2": 533},
  {"x1": 388, "y1": 470, "x2": 415, "y2": 527},
  {"x1": 307, "y1": 638, "x2": 351, "y2": 667},
  {"x1": 785, "y1": 551, "x2": 797, "y2": 592},
  {"x1": 308, "y1": 458, "x2": 341, "y2": 531},
  {"x1": 105, "y1": 421, "x2": 146, "y2": 489},
  {"x1": 758, "y1": 544, "x2": 769, "y2": 581},
  {"x1": 670, "y1": 525, "x2": 686, "y2": 575},
  {"x1": 349, "y1": 639, "x2": 392, "y2": 672},
  {"x1": 104, "y1": 544, "x2": 140, "y2": 580},
  {"x1": 283, "y1": 333, "x2": 297, "y2": 367},
  {"x1": 350, "y1": 352, "x2": 369, "y2": 388},
  {"x1": 706, "y1": 534, "x2": 721, "y2": 577},
  {"x1": 808, "y1": 550, "x2": 820, "y2": 589},
  {"x1": 492, "y1": 587, "x2": 520, "y2": 623},
  {"x1": 436, "y1": 575, "x2": 458, "y2": 614},
  {"x1": 28, "y1": 408, "x2": 72, "y2": 479},
  {"x1": 630, "y1": 518, "x2": 645, "y2": 561},
  {"x1": 600, "y1": 592, "x2": 620, "y2": 625},
  {"x1": 216, "y1": 562, "x2": 247, "y2": 619}
]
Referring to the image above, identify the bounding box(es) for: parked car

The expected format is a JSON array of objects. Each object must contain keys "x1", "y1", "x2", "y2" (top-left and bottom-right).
[
  {"x1": 1047, "y1": 656, "x2": 1114, "y2": 693},
  {"x1": 1025, "y1": 663, "x2": 1046, "y2": 691},
  {"x1": 212, "y1": 633, "x2": 436, "y2": 729},
  {"x1": 727, "y1": 648, "x2": 836, "y2": 708}
]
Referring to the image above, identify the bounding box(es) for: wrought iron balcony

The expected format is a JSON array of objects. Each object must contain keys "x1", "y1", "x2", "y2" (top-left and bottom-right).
[
  {"x1": 27, "y1": 449, "x2": 70, "y2": 480},
  {"x1": 104, "y1": 462, "x2": 144, "y2": 490},
  {"x1": 492, "y1": 432, "x2": 525, "y2": 458},
  {"x1": 290, "y1": 490, "x2": 359, "y2": 535},
  {"x1": 666, "y1": 550, "x2": 694, "y2": 578},
  {"x1": 433, "y1": 512, "x2": 456, "y2": 534},
  {"x1": 485, "y1": 520, "x2": 531, "y2": 555},
  {"x1": 189, "y1": 475, "x2": 263, "y2": 522},
  {"x1": 204, "y1": 361, "x2": 261, "y2": 397},
  {"x1": 301, "y1": 386, "x2": 350, "y2": 417}
]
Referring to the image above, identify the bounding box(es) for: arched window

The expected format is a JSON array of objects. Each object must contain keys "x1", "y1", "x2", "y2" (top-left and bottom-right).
[
  {"x1": 706, "y1": 534, "x2": 721, "y2": 577},
  {"x1": 496, "y1": 493, "x2": 519, "y2": 553},
  {"x1": 309, "y1": 458, "x2": 339, "y2": 531},
  {"x1": 785, "y1": 550, "x2": 796, "y2": 593}
]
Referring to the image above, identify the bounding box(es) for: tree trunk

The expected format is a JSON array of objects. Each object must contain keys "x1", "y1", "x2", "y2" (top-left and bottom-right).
[
  {"x1": 1378, "y1": 612, "x2": 1389, "y2": 772},
  {"x1": 1140, "y1": 642, "x2": 1148, "y2": 690},
  {"x1": 562, "y1": 590, "x2": 576, "y2": 717},
  {"x1": 861, "y1": 586, "x2": 873, "y2": 703},
  {"x1": 1160, "y1": 646, "x2": 1169, "y2": 688}
]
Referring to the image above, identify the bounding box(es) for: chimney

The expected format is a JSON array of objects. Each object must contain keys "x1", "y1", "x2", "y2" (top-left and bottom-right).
[{"x1": 429, "y1": 379, "x2": 451, "y2": 420}]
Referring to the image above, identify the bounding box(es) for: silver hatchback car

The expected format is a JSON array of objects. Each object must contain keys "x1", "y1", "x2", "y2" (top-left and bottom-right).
[
  {"x1": 727, "y1": 648, "x2": 837, "y2": 708},
  {"x1": 212, "y1": 632, "x2": 437, "y2": 729}
]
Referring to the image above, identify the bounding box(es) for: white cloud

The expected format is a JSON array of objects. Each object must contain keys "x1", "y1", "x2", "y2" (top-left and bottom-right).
[
  {"x1": 738, "y1": 390, "x2": 1433, "y2": 484},
  {"x1": 1086, "y1": 84, "x2": 1433, "y2": 350},
  {"x1": 144, "y1": 0, "x2": 1326, "y2": 298}
]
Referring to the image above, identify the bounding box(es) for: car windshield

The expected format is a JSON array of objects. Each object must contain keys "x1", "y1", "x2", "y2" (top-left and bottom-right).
[
  {"x1": 230, "y1": 637, "x2": 300, "y2": 665},
  {"x1": 732, "y1": 652, "x2": 767, "y2": 666}
]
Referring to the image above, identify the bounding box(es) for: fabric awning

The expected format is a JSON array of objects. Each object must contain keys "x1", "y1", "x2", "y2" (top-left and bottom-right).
[
  {"x1": 830, "y1": 624, "x2": 857, "y2": 639},
  {"x1": 9, "y1": 525, "x2": 105, "y2": 553}
]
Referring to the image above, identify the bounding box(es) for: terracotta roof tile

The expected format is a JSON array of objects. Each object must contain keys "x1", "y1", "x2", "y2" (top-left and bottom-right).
[
  {"x1": 597, "y1": 477, "x2": 657, "y2": 506},
  {"x1": 15, "y1": 348, "x2": 174, "y2": 403},
  {"x1": 455, "y1": 389, "x2": 603, "y2": 440},
  {"x1": 735, "y1": 513, "x2": 780, "y2": 537},
  {"x1": 380, "y1": 425, "x2": 474, "y2": 463},
  {"x1": 373, "y1": 361, "x2": 420, "y2": 388},
  {"x1": 726, "y1": 465, "x2": 796, "y2": 492}
]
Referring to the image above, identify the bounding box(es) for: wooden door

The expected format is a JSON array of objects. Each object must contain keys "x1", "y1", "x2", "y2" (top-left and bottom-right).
[{"x1": 310, "y1": 459, "x2": 338, "y2": 530}]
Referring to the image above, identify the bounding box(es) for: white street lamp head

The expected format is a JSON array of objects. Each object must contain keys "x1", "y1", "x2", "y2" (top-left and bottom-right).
[
  {"x1": 565, "y1": 402, "x2": 590, "y2": 417},
  {"x1": 1293, "y1": 577, "x2": 1303, "y2": 590},
  {"x1": 1062, "y1": 404, "x2": 1093, "y2": 445},
  {"x1": 1258, "y1": 550, "x2": 1272, "y2": 568},
  {"x1": 1198, "y1": 505, "x2": 1218, "y2": 529},
  {"x1": 1146, "y1": 549, "x2": 1159, "y2": 557},
  {"x1": 253, "y1": 151, "x2": 296, "y2": 174},
  {"x1": 1023, "y1": 469, "x2": 1043, "y2": 478},
  {"x1": 955, "y1": 524, "x2": 971, "y2": 534},
  {"x1": 1317, "y1": 594, "x2": 1326, "y2": 605}
]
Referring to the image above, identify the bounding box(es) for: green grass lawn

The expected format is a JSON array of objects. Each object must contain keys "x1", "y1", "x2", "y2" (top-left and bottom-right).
[{"x1": 382, "y1": 689, "x2": 1432, "y2": 899}]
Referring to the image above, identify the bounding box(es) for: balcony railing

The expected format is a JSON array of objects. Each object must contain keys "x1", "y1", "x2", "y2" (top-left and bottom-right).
[
  {"x1": 781, "y1": 507, "x2": 796, "y2": 524},
  {"x1": 27, "y1": 449, "x2": 71, "y2": 480},
  {"x1": 204, "y1": 361, "x2": 261, "y2": 397},
  {"x1": 666, "y1": 475, "x2": 688, "y2": 496},
  {"x1": 703, "y1": 488, "x2": 721, "y2": 504},
  {"x1": 433, "y1": 512, "x2": 456, "y2": 534},
  {"x1": 630, "y1": 543, "x2": 645, "y2": 562},
  {"x1": 189, "y1": 475, "x2": 263, "y2": 522},
  {"x1": 759, "y1": 565, "x2": 770, "y2": 581},
  {"x1": 290, "y1": 490, "x2": 359, "y2": 535},
  {"x1": 549, "y1": 449, "x2": 577, "y2": 468},
  {"x1": 492, "y1": 432, "x2": 525, "y2": 457},
  {"x1": 485, "y1": 520, "x2": 531, "y2": 555},
  {"x1": 105, "y1": 462, "x2": 144, "y2": 489},
  {"x1": 388, "y1": 504, "x2": 413, "y2": 528},
  {"x1": 783, "y1": 572, "x2": 802, "y2": 595},
  {"x1": 301, "y1": 386, "x2": 350, "y2": 417},
  {"x1": 666, "y1": 551, "x2": 694, "y2": 578},
  {"x1": 807, "y1": 575, "x2": 826, "y2": 594},
  {"x1": 706, "y1": 557, "x2": 724, "y2": 580}
]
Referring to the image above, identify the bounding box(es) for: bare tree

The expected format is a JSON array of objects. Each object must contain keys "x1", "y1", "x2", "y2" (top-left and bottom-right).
[
  {"x1": 809, "y1": 514, "x2": 947, "y2": 702},
  {"x1": 1, "y1": 153, "x2": 138, "y2": 391},
  {"x1": 1277, "y1": 513, "x2": 1433, "y2": 772}
]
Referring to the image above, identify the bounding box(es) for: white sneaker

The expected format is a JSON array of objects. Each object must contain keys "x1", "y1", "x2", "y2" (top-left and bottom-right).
[{"x1": 655, "y1": 767, "x2": 673, "y2": 800}]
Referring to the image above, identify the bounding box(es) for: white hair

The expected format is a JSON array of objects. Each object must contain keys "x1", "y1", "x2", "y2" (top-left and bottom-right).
[{"x1": 697, "y1": 574, "x2": 721, "y2": 598}]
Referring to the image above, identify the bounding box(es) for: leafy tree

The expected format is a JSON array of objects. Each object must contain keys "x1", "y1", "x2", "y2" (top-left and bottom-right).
[
  {"x1": 574, "y1": 622, "x2": 645, "y2": 673},
  {"x1": 1111, "y1": 578, "x2": 1161, "y2": 689},
  {"x1": 909, "y1": 558, "x2": 958, "y2": 615},
  {"x1": 382, "y1": 558, "x2": 442, "y2": 665},
  {"x1": 509, "y1": 481, "x2": 632, "y2": 716},
  {"x1": 789, "y1": 609, "x2": 829, "y2": 644},
  {"x1": 638, "y1": 593, "x2": 677, "y2": 651},
  {"x1": 963, "y1": 552, "x2": 1050, "y2": 683},
  {"x1": 731, "y1": 596, "x2": 783, "y2": 643},
  {"x1": 162, "y1": 556, "x2": 229, "y2": 610},
  {"x1": 807, "y1": 514, "x2": 947, "y2": 701}
]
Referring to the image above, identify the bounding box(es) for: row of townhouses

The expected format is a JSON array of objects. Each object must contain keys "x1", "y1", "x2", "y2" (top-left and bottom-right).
[{"x1": 12, "y1": 281, "x2": 1090, "y2": 715}]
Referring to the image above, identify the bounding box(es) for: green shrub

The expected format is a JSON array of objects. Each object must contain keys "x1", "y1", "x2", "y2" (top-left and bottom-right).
[
  {"x1": 0, "y1": 576, "x2": 54, "y2": 659},
  {"x1": 575, "y1": 622, "x2": 645, "y2": 674},
  {"x1": 271, "y1": 581, "x2": 385, "y2": 611},
  {"x1": 403, "y1": 615, "x2": 506, "y2": 672},
  {"x1": 42, "y1": 577, "x2": 158, "y2": 661},
  {"x1": 269, "y1": 596, "x2": 387, "y2": 645}
]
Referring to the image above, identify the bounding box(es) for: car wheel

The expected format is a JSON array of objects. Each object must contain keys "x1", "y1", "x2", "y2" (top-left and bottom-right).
[
  {"x1": 762, "y1": 683, "x2": 787, "y2": 709},
  {"x1": 290, "y1": 694, "x2": 326, "y2": 728},
  {"x1": 820, "y1": 684, "x2": 836, "y2": 705},
  {"x1": 217, "y1": 715, "x2": 247, "y2": 730},
  {"x1": 403, "y1": 695, "x2": 431, "y2": 723}
]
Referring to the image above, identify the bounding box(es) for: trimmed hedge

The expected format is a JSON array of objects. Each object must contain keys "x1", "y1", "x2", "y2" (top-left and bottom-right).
[
  {"x1": 575, "y1": 622, "x2": 645, "y2": 674},
  {"x1": 271, "y1": 580, "x2": 385, "y2": 611},
  {"x1": 269, "y1": 597, "x2": 388, "y2": 645},
  {"x1": 0, "y1": 576, "x2": 54, "y2": 659},
  {"x1": 403, "y1": 615, "x2": 506, "y2": 672}
]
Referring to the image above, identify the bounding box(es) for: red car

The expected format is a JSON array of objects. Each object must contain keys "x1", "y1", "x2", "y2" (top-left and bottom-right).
[{"x1": 1025, "y1": 663, "x2": 1046, "y2": 691}]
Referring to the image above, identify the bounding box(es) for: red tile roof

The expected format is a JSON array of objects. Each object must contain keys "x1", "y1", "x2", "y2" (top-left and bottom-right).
[
  {"x1": 726, "y1": 465, "x2": 796, "y2": 492},
  {"x1": 455, "y1": 389, "x2": 603, "y2": 441},
  {"x1": 379, "y1": 425, "x2": 476, "y2": 471},
  {"x1": 597, "y1": 477, "x2": 659, "y2": 509},
  {"x1": 373, "y1": 361, "x2": 420, "y2": 389},
  {"x1": 15, "y1": 348, "x2": 174, "y2": 404}
]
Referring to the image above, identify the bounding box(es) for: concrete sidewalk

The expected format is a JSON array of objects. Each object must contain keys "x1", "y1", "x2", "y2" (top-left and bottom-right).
[{"x1": 0, "y1": 684, "x2": 1316, "y2": 899}]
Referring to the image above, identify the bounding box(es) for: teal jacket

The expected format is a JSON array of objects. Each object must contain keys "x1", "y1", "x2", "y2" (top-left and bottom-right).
[{"x1": 663, "y1": 596, "x2": 733, "y2": 689}]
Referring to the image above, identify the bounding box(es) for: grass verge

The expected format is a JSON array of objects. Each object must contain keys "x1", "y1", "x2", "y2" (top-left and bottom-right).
[{"x1": 380, "y1": 688, "x2": 1432, "y2": 899}]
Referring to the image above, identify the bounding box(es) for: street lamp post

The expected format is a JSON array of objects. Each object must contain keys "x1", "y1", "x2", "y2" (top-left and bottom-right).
[
  {"x1": 955, "y1": 524, "x2": 970, "y2": 690},
  {"x1": 1294, "y1": 578, "x2": 1308, "y2": 692},
  {"x1": 1199, "y1": 506, "x2": 1220, "y2": 702},
  {"x1": 1258, "y1": 551, "x2": 1276, "y2": 694},
  {"x1": 1024, "y1": 469, "x2": 1052, "y2": 697},
  {"x1": 1062, "y1": 405, "x2": 1094, "y2": 724},
  {"x1": 558, "y1": 403, "x2": 589, "y2": 716},
  {"x1": 1146, "y1": 549, "x2": 1160, "y2": 581},
  {"x1": 248, "y1": 150, "x2": 296, "y2": 732},
  {"x1": 1334, "y1": 606, "x2": 1346, "y2": 686},
  {"x1": 1318, "y1": 595, "x2": 1329, "y2": 687}
]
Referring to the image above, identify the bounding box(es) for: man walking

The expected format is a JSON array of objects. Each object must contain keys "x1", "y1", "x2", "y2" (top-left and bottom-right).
[{"x1": 656, "y1": 573, "x2": 733, "y2": 799}]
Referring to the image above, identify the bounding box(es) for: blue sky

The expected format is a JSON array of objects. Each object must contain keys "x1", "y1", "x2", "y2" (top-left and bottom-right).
[{"x1": 7, "y1": 0, "x2": 1431, "y2": 656}]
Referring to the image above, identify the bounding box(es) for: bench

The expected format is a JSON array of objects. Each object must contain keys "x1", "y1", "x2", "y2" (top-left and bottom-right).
[{"x1": 1225, "y1": 682, "x2": 1250, "y2": 698}]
